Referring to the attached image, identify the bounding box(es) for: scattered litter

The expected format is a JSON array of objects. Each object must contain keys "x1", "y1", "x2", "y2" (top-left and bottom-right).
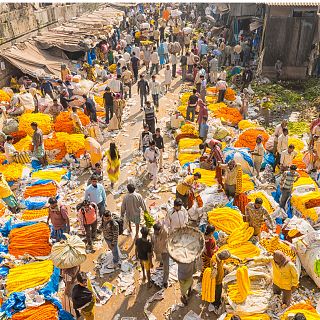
[{"x1": 144, "y1": 289, "x2": 165, "y2": 320}]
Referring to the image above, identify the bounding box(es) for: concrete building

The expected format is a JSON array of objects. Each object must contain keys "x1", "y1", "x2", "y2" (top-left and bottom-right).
[{"x1": 260, "y1": 5, "x2": 319, "y2": 80}]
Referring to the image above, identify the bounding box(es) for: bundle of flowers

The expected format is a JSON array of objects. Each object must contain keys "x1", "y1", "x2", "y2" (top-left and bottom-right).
[
  {"x1": 178, "y1": 138, "x2": 202, "y2": 151},
  {"x1": 56, "y1": 132, "x2": 85, "y2": 154},
  {"x1": 238, "y1": 120, "x2": 257, "y2": 131},
  {"x1": 177, "y1": 104, "x2": 187, "y2": 118},
  {"x1": 11, "y1": 130, "x2": 27, "y2": 144},
  {"x1": 206, "y1": 87, "x2": 218, "y2": 95},
  {"x1": 21, "y1": 208, "x2": 49, "y2": 221},
  {"x1": 288, "y1": 137, "x2": 305, "y2": 151},
  {"x1": 12, "y1": 303, "x2": 58, "y2": 320},
  {"x1": 207, "y1": 102, "x2": 227, "y2": 112},
  {"x1": 291, "y1": 191, "x2": 320, "y2": 222},
  {"x1": 31, "y1": 168, "x2": 67, "y2": 182},
  {"x1": 18, "y1": 113, "x2": 52, "y2": 136},
  {"x1": 44, "y1": 136, "x2": 67, "y2": 161},
  {"x1": 0, "y1": 89, "x2": 11, "y2": 102},
  {"x1": 0, "y1": 163, "x2": 25, "y2": 181},
  {"x1": 287, "y1": 121, "x2": 309, "y2": 136},
  {"x1": 177, "y1": 153, "x2": 201, "y2": 166},
  {"x1": 0, "y1": 153, "x2": 6, "y2": 164},
  {"x1": 181, "y1": 123, "x2": 198, "y2": 136},
  {"x1": 14, "y1": 136, "x2": 32, "y2": 152},
  {"x1": 93, "y1": 95, "x2": 104, "y2": 109},
  {"x1": 54, "y1": 111, "x2": 89, "y2": 133},
  {"x1": 193, "y1": 168, "x2": 216, "y2": 186},
  {"x1": 292, "y1": 152, "x2": 306, "y2": 169},
  {"x1": 109, "y1": 64, "x2": 117, "y2": 73},
  {"x1": 234, "y1": 128, "x2": 269, "y2": 150},
  {"x1": 180, "y1": 92, "x2": 192, "y2": 105},
  {"x1": 24, "y1": 182, "x2": 57, "y2": 198},
  {"x1": 212, "y1": 104, "x2": 242, "y2": 125},
  {"x1": 224, "y1": 87, "x2": 236, "y2": 101},
  {"x1": 248, "y1": 190, "x2": 278, "y2": 214},
  {"x1": 242, "y1": 174, "x2": 255, "y2": 193}
]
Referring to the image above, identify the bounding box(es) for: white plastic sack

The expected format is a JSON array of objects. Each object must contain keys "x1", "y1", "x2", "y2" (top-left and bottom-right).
[
  {"x1": 18, "y1": 92, "x2": 34, "y2": 111},
  {"x1": 294, "y1": 231, "x2": 320, "y2": 288},
  {"x1": 3, "y1": 118, "x2": 18, "y2": 134}
]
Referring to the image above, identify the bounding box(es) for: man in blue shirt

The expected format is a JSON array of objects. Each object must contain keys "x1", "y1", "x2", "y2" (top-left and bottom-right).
[
  {"x1": 85, "y1": 175, "x2": 106, "y2": 227},
  {"x1": 41, "y1": 80, "x2": 54, "y2": 100},
  {"x1": 199, "y1": 116, "x2": 209, "y2": 142},
  {"x1": 200, "y1": 40, "x2": 208, "y2": 59}
]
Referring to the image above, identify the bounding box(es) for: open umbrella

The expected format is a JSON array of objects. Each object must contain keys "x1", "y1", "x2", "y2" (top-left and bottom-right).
[{"x1": 50, "y1": 234, "x2": 87, "y2": 269}]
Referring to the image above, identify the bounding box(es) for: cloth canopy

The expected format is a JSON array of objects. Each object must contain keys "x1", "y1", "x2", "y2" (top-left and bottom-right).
[{"x1": 0, "y1": 41, "x2": 64, "y2": 78}]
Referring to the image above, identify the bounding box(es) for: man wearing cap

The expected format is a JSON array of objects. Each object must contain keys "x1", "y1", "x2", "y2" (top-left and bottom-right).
[
  {"x1": 47, "y1": 197, "x2": 70, "y2": 241},
  {"x1": 245, "y1": 198, "x2": 275, "y2": 238}
]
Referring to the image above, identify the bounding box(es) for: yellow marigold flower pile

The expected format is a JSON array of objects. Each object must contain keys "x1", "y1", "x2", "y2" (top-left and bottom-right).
[
  {"x1": 6, "y1": 260, "x2": 54, "y2": 294},
  {"x1": 177, "y1": 104, "x2": 187, "y2": 117},
  {"x1": 207, "y1": 87, "x2": 218, "y2": 94},
  {"x1": 234, "y1": 128, "x2": 269, "y2": 150},
  {"x1": 291, "y1": 191, "x2": 320, "y2": 222},
  {"x1": 0, "y1": 163, "x2": 25, "y2": 181},
  {"x1": 177, "y1": 153, "x2": 201, "y2": 166},
  {"x1": 181, "y1": 123, "x2": 198, "y2": 135},
  {"x1": 292, "y1": 152, "x2": 306, "y2": 169},
  {"x1": 0, "y1": 89, "x2": 11, "y2": 102},
  {"x1": 227, "y1": 222, "x2": 254, "y2": 248},
  {"x1": 8, "y1": 222, "x2": 52, "y2": 258},
  {"x1": 217, "y1": 241, "x2": 260, "y2": 262},
  {"x1": 12, "y1": 303, "x2": 58, "y2": 320},
  {"x1": 248, "y1": 191, "x2": 277, "y2": 214},
  {"x1": 201, "y1": 267, "x2": 216, "y2": 302},
  {"x1": 178, "y1": 138, "x2": 202, "y2": 151},
  {"x1": 21, "y1": 208, "x2": 49, "y2": 221},
  {"x1": 55, "y1": 132, "x2": 85, "y2": 154},
  {"x1": 259, "y1": 236, "x2": 296, "y2": 261},
  {"x1": 227, "y1": 265, "x2": 251, "y2": 303},
  {"x1": 193, "y1": 168, "x2": 216, "y2": 187},
  {"x1": 207, "y1": 102, "x2": 227, "y2": 112},
  {"x1": 238, "y1": 119, "x2": 257, "y2": 130},
  {"x1": 54, "y1": 111, "x2": 89, "y2": 133},
  {"x1": 242, "y1": 174, "x2": 255, "y2": 193},
  {"x1": 208, "y1": 207, "x2": 244, "y2": 234},
  {"x1": 180, "y1": 92, "x2": 192, "y2": 105},
  {"x1": 93, "y1": 95, "x2": 104, "y2": 108},
  {"x1": 31, "y1": 168, "x2": 67, "y2": 182},
  {"x1": 14, "y1": 136, "x2": 32, "y2": 152},
  {"x1": 18, "y1": 113, "x2": 52, "y2": 136},
  {"x1": 288, "y1": 137, "x2": 305, "y2": 151},
  {"x1": 0, "y1": 153, "x2": 6, "y2": 164}
]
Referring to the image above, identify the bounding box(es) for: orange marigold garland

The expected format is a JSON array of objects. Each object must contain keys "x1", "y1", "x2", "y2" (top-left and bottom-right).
[
  {"x1": 234, "y1": 128, "x2": 269, "y2": 150},
  {"x1": 24, "y1": 182, "x2": 57, "y2": 198},
  {"x1": 12, "y1": 303, "x2": 58, "y2": 320},
  {"x1": 54, "y1": 111, "x2": 90, "y2": 133}
]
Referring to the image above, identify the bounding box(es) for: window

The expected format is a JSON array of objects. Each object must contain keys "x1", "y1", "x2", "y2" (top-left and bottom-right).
[{"x1": 293, "y1": 9, "x2": 316, "y2": 17}]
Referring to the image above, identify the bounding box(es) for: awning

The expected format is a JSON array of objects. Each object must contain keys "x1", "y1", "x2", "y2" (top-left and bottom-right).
[
  {"x1": 34, "y1": 6, "x2": 124, "y2": 53},
  {"x1": 0, "y1": 41, "x2": 65, "y2": 78}
]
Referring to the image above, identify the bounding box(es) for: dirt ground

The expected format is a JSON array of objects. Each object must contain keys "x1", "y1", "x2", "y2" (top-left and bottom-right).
[{"x1": 67, "y1": 66, "x2": 215, "y2": 320}]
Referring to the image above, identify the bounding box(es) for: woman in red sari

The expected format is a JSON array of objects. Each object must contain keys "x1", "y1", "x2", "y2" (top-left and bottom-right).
[{"x1": 201, "y1": 224, "x2": 218, "y2": 279}]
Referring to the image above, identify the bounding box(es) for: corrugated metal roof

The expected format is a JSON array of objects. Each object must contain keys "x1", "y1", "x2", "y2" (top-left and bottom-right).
[{"x1": 266, "y1": 2, "x2": 318, "y2": 6}]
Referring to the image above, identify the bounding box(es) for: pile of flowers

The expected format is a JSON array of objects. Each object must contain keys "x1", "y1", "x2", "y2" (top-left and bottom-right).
[
  {"x1": 288, "y1": 121, "x2": 309, "y2": 136},
  {"x1": 248, "y1": 190, "x2": 278, "y2": 214},
  {"x1": 242, "y1": 174, "x2": 255, "y2": 193},
  {"x1": 211, "y1": 104, "x2": 242, "y2": 125},
  {"x1": 18, "y1": 113, "x2": 52, "y2": 136},
  {"x1": 11, "y1": 130, "x2": 27, "y2": 143},
  {"x1": 238, "y1": 120, "x2": 257, "y2": 131},
  {"x1": 224, "y1": 87, "x2": 236, "y2": 101},
  {"x1": 292, "y1": 153, "x2": 306, "y2": 169},
  {"x1": 181, "y1": 123, "x2": 198, "y2": 136},
  {"x1": 109, "y1": 64, "x2": 117, "y2": 73},
  {"x1": 288, "y1": 137, "x2": 305, "y2": 151},
  {"x1": 0, "y1": 163, "x2": 25, "y2": 181},
  {"x1": 291, "y1": 191, "x2": 320, "y2": 222},
  {"x1": 14, "y1": 136, "x2": 32, "y2": 152},
  {"x1": 93, "y1": 95, "x2": 104, "y2": 109},
  {"x1": 180, "y1": 92, "x2": 192, "y2": 105},
  {"x1": 54, "y1": 111, "x2": 90, "y2": 133},
  {"x1": 31, "y1": 168, "x2": 67, "y2": 182},
  {"x1": 0, "y1": 89, "x2": 11, "y2": 103},
  {"x1": 56, "y1": 132, "x2": 85, "y2": 155},
  {"x1": 44, "y1": 136, "x2": 67, "y2": 161},
  {"x1": 177, "y1": 153, "x2": 200, "y2": 166},
  {"x1": 234, "y1": 128, "x2": 269, "y2": 150}
]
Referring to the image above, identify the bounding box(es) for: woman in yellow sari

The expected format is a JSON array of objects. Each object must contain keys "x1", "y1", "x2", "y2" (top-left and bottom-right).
[{"x1": 105, "y1": 142, "x2": 121, "y2": 189}]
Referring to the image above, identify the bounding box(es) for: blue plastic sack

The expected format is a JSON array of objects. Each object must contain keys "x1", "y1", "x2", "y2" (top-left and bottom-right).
[
  {"x1": 272, "y1": 185, "x2": 281, "y2": 203},
  {"x1": 0, "y1": 266, "x2": 9, "y2": 277},
  {"x1": 261, "y1": 152, "x2": 275, "y2": 170},
  {"x1": 29, "y1": 179, "x2": 53, "y2": 186},
  {"x1": 39, "y1": 267, "x2": 60, "y2": 298},
  {"x1": 31, "y1": 159, "x2": 42, "y2": 170},
  {"x1": 24, "y1": 197, "x2": 49, "y2": 210},
  {"x1": 0, "y1": 292, "x2": 26, "y2": 317}
]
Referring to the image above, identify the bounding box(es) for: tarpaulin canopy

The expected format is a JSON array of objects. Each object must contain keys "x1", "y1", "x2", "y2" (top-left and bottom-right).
[
  {"x1": 0, "y1": 41, "x2": 64, "y2": 78},
  {"x1": 34, "y1": 5, "x2": 124, "y2": 53}
]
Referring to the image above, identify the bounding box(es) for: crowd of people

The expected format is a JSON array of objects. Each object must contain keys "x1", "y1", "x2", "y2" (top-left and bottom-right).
[{"x1": 0, "y1": 3, "x2": 319, "y2": 320}]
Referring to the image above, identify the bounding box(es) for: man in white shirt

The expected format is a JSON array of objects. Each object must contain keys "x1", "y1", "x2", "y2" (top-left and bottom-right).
[
  {"x1": 150, "y1": 47, "x2": 160, "y2": 76},
  {"x1": 117, "y1": 55, "x2": 127, "y2": 69},
  {"x1": 144, "y1": 140, "x2": 160, "y2": 189},
  {"x1": 276, "y1": 128, "x2": 289, "y2": 167},
  {"x1": 166, "y1": 198, "x2": 188, "y2": 232},
  {"x1": 132, "y1": 45, "x2": 140, "y2": 60},
  {"x1": 280, "y1": 144, "x2": 297, "y2": 172},
  {"x1": 123, "y1": 51, "x2": 131, "y2": 63},
  {"x1": 219, "y1": 66, "x2": 227, "y2": 81},
  {"x1": 4, "y1": 135, "x2": 17, "y2": 163},
  {"x1": 274, "y1": 120, "x2": 288, "y2": 154},
  {"x1": 163, "y1": 40, "x2": 169, "y2": 63},
  {"x1": 126, "y1": 33, "x2": 133, "y2": 44},
  {"x1": 149, "y1": 75, "x2": 161, "y2": 111},
  {"x1": 109, "y1": 75, "x2": 123, "y2": 95}
]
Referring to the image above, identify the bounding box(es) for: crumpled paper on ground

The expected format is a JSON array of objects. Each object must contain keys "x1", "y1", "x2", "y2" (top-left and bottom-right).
[
  {"x1": 151, "y1": 259, "x2": 178, "y2": 288},
  {"x1": 144, "y1": 289, "x2": 165, "y2": 320}
]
